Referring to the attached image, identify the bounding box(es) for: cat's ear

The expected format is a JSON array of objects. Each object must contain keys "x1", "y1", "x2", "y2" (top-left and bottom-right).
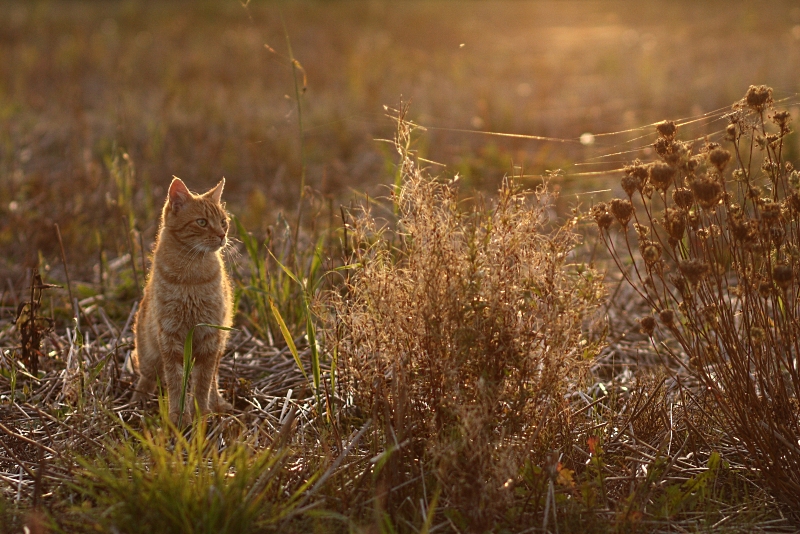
[
  {"x1": 169, "y1": 177, "x2": 191, "y2": 212},
  {"x1": 207, "y1": 177, "x2": 225, "y2": 204}
]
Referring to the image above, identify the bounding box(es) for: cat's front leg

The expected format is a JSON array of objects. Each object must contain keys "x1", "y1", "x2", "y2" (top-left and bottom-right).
[
  {"x1": 158, "y1": 334, "x2": 193, "y2": 426},
  {"x1": 210, "y1": 370, "x2": 233, "y2": 413}
]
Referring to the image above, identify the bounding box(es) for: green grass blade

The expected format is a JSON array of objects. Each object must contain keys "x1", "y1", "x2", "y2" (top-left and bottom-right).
[{"x1": 267, "y1": 297, "x2": 308, "y2": 382}]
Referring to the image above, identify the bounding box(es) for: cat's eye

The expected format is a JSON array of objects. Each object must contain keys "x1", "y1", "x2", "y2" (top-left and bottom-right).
[{"x1": 197, "y1": 219, "x2": 208, "y2": 227}]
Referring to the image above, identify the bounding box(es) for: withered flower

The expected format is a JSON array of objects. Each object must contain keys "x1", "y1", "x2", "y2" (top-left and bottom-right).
[
  {"x1": 633, "y1": 223, "x2": 650, "y2": 241},
  {"x1": 747, "y1": 186, "x2": 762, "y2": 199},
  {"x1": 689, "y1": 174, "x2": 723, "y2": 209},
  {"x1": 729, "y1": 216, "x2": 757, "y2": 243},
  {"x1": 678, "y1": 259, "x2": 710, "y2": 286},
  {"x1": 672, "y1": 188, "x2": 694, "y2": 209},
  {"x1": 658, "y1": 309, "x2": 674, "y2": 326},
  {"x1": 610, "y1": 198, "x2": 634, "y2": 226},
  {"x1": 772, "y1": 110, "x2": 791, "y2": 130},
  {"x1": 639, "y1": 316, "x2": 656, "y2": 336},
  {"x1": 641, "y1": 241, "x2": 662, "y2": 265},
  {"x1": 621, "y1": 175, "x2": 641, "y2": 198},
  {"x1": 773, "y1": 265, "x2": 793, "y2": 290},
  {"x1": 708, "y1": 148, "x2": 732, "y2": 173},
  {"x1": 687, "y1": 154, "x2": 704, "y2": 175},
  {"x1": 725, "y1": 123, "x2": 737, "y2": 141},
  {"x1": 649, "y1": 162, "x2": 676, "y2": 192},
  {"x1": 743, "y1": 85, "x2": 773, "y2": 112},
  {"x1": 592, "y1": 203, "x2": 614, "y2": 230},
  {"x1": 656, "y1": 120, "x2": 677, "y2": 140},
  {"x1": 664, "y1": 208, "x2": 685, "y2": 241},
  {"x1": 654, "y1": 137, "x2": 670, "y2": 158}
]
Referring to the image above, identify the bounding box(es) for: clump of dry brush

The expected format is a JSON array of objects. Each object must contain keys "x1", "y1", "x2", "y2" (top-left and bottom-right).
[
  {"x1": 594, "y1": 85, "x2": 800, "y2": 510},
  {"x1": 331, "y1": 154, "x2": 604, "y2": 526}
]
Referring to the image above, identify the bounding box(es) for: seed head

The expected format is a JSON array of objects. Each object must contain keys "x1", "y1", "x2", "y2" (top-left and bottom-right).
[
  {"x1": 664, "y1": 208, "x2": 685, "y2": 241},
  {"x1": 656, "y1": 120, "x2": 677, "y2": 140},
  {"x1": 592, "y1": 203, "x2": 614, "y2": 230},
  {"x1": 773, "y1": 264, "x2": 793, "y2": 290},
  {"x1": 678, "y1": 259, "x2": 710, "y2": 286},
  {"x1": 747, "y1": 186, "x2": 762, "y2": 200},
  {"x1": 621, "y1": 175, "x2": 641, "y2": 198},
  {"x1": 725, "y1": 123, "x2": 737, "y2": 141},
  {"x1": 729, "y1": 216, "x2": 757, "y2": 243},
  {"x1": 687, "y1": 154, "x2": 704, "y2": 175},
  {"x1": 689, "y1": 174, "x2": 723, "y2": 209},
  {"x1": 649, "y1": 162, "x2": 676, "y2": 192},
  {"x1": 708, "y1": 148, "x2": 732, "y2": 173},
  {"x1": 654, "y1": 137, "x2": 670, "y2": 158},
  {"x1": 639, "y1": 316, "x2": 656, "y2": 336},
  {"x1": 641, "y1": 241, "x2": 662, "y2": 265},
  {"x1": 633, "y1": 223, "x2": 650, "y2": 241},
  {"x1": 743, "y1": 85, "x2": 773, "y2": 112},
  {"x1": 772, "y1": 110, "x2": 791, "y2": 130},
  {"x1": 610, "y1": 198, "x2": 634, "y2": 226},
  {"x1": 658, "y1": 309, "x2": 674, "y2": 326},
  {"x1": 672, "y1": 188, "x2": 694, "y2": 209}
]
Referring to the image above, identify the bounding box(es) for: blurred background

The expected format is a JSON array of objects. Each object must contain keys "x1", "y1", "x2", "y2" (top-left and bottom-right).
[{"x1": 1, "y1": 0, "x2": 800, "y2": 282}]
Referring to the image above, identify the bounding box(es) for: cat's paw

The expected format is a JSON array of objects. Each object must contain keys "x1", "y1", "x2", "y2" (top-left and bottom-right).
[
  {"x1": 211, "y1": 396, "x2": 233, "y2": 414},
  {"x1": 169, "y1": 408, "x2": 194, "y2": 428}
]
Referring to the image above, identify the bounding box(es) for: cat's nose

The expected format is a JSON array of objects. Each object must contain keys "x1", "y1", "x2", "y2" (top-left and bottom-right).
[{"x1": 217, "y1": 232, "x2": 226, "y2": 240}]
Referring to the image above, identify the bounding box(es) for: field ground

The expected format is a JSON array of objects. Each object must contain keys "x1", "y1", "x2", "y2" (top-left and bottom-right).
[{"x1": 2, "y1": 1, "x2": 800, "y2": 532}]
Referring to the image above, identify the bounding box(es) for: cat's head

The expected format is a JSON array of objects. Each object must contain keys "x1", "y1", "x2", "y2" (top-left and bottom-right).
[{"x1": 162, "y1": 177, "x2": 229, "y2": 252}]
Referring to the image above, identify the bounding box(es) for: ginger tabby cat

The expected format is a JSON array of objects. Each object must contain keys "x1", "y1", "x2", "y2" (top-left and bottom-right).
[{"x1": 131, "y1": 177, "x2": 233, "y2": 425}]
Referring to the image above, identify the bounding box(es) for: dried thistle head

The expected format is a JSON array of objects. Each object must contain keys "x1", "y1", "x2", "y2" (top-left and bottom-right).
[
  {"x1": 729, "y1": 216, "x2": 757, "y2": 243},
  {"x1": 610, "y1": 198, "x2": 634, "y2": 226},
  {"x1": 664, "y1": 141, "x2": 689, "y2": 167},
  {"x1": 672, "y1": 188, "x2": 694, "y2": 209},
  {"x1": 743, "y1": 85, "x2": 773, "y2": 112},
  {"x1": 591, "y1": 203, "x2": 614, "y2": 230},
  {"x1": 621, "y1": 175, "x2": 641, "y2": 198},
  {"x1": 689, "y1": 174, "x2": 723, "y2": 209},
  {"x1": 633, "y1": 223, "x2": 650, "y2": 241},
  {"x1": 664, "y1": 208, "x2": 686, "y2": 241},
  {"x1": 649, "y1": 162, "x2": 676, "y2": 192},
  {"x1": 772, "y1": 110, "x2": 791, "y2": 132},
  {"x1": 654, "y1": 137, "x2": 670, "y2": 158},
  {"x1": 678, "y1": 259, "x2": 710, "y2": 286},
  {"x1": 641, "y1": 241, "x2": 662, "y2": 266},
  {"x1": 725, "y1": 123, "x2": 737, "y2": 141},
  {"x1": 656, "y1": 120, "x2": 677, "y2": 140},
  {"x1": 708, "y1": 148, "x2": 732, "y2": 173},
  {"x1": 658, "y1": 309, "x2": 674, "y2": 327},
  {"x1": 639, "y1": 315, "x2": 656, "y2": 336},
  {"x1": 687, "y1": 154, "x2": 705, "y2": 175}
]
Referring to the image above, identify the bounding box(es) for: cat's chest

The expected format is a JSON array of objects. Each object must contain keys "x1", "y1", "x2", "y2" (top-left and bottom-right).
[{"x1": 154, "y1": 282, "x2": 226, "y2": 328}]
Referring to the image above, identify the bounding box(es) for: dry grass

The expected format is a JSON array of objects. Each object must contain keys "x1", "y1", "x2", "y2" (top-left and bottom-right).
[
  {"x1": 331, "y1": 123, "x2": 604, "y2": 527},
  {"x1": 3, "y1": 1, "x2": 800, "y2": 532},
  {"x1": 595, "y1": 85, "x2": 800, "y2": 516}
]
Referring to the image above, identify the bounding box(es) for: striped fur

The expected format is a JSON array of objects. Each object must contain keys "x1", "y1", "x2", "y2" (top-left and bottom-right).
[{"x1": 131, "y1": 177, "x2": 233, "y2": 425}]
